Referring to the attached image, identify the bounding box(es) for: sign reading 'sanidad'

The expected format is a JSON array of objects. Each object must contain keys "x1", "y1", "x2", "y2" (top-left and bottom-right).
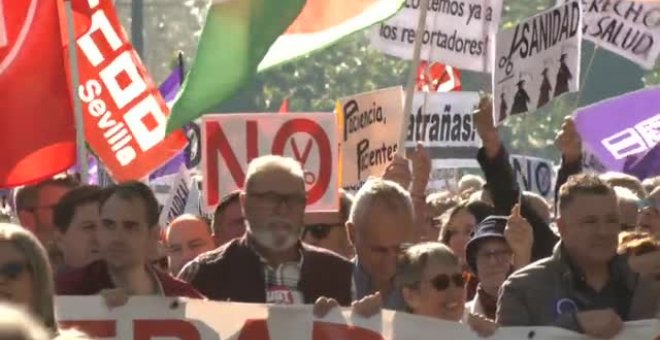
[
  {"x1": 202, "y1": 113, "x2": 339, "y2": 213},
  {"x1": 370, "y1": 0, "x2": 503, "y2": 73},
  {"x1": 338, "y1": 87, "x2": 405, "y2": 191}
]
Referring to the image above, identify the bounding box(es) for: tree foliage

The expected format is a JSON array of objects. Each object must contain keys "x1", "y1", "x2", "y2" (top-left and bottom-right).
[{"x1": 119, "y1": 0, "x2": 659, "y2": 163}]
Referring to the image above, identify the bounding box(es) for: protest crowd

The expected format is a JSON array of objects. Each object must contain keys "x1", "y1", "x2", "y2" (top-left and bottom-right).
[{"x1": 2, "y1": 0, "x2": 660, "y2": 339}]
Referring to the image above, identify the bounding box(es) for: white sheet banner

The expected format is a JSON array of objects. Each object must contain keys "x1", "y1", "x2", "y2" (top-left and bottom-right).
[
  {"x1": 493, "y1": 0, "x2": 582, "y2": 125},
  {"x1": 406, "y1": 92, "x2": 482, "y2": 168},
  {"x1": 55, "y1": 297, "x2": 660, "y2": 340},
  {"x1": 370, "y1": 0, "x2": 503, "y2": 72},
  {"x1": 578, "y1": 0, "x2": 660, "y2": 69},
  {"x1": 338, "y1": 87, "x2": 405, "y2": 191},
  {"x1": 201, "y1": 113, "x2": 339, "y2": 213}
]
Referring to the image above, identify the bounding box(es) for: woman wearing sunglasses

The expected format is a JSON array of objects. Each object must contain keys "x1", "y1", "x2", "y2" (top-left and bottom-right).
[
  {"x1": 0, "y1": 223, "x2": 57, "y2": 333},
  {"x1": 395, "y1": 242, "x2": 498, "y2": 337}
]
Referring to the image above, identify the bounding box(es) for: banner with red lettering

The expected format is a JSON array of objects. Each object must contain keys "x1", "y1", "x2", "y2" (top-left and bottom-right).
[
  {"x1": 56, "y1": 297, "x2": 660, "y2": 339},
  {"x1": 64, "y1": 0, "x2": 187, "y2": 181},
  {"x1": 202, "y1": 113, "x2": 339, "y2": 212}
]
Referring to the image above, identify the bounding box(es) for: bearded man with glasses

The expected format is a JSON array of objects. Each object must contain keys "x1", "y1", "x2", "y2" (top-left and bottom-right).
[{"x1": 179, "y1": 155, "x2": 352, "y2": 306}]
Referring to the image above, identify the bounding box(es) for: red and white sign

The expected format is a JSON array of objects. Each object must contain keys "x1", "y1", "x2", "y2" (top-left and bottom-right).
[
  {"x1": 56, "y1": 297, "x2": 660, "y2": 340},
  {"x1": 202, "y1": 113, "x2": 338, "y2": 212},
  {"x1": 66, "y1": 0, "x2": 187, "y2": 181}
]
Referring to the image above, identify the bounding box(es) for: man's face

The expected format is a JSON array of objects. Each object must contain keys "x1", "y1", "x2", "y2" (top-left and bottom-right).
[
  {"x1": 242, "y1": 169, "x2": 306, "y2": 252},
  {"x1": 352, "y1": 204, "x2": 413, "y2": 288},
  {"x1": 55, "y1": 202, "x2": 101, "y2": 269},
  {"x1": 474, "y1": 239, "x2": 513, "y2": 293},
  {"x1": 35, "y1": 185, "x2": 72, "y2": 246},
  {"x1": 213, "y1": 200, "x2": 245, "y2": 246},
  {"x1": 98, "y1": 195, "x2": 156, "y2": 270},
  {"x1": 166, "y1": 219, "x2": 215, "y2": 275},
  {"x1": 559, "y1": 193, "x2": 620, "y2": 265},
  {"x1": 302, "y1": 211, "x2": 353, "y2": 258},
  {"x1": 619, "y1": 200, "x2": 639, "y2": 231}
]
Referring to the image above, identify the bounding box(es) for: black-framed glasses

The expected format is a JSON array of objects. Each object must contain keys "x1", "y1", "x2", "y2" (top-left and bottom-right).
[
  {"x1": 249, "y1": 191, "x2": 307, "y2": 208},
  {"x1": 0, "y1": 261, "x2": 30, "y2": 281},
  {"x1": 429, "y1": 273, "x2": 465, "y2": 291}
]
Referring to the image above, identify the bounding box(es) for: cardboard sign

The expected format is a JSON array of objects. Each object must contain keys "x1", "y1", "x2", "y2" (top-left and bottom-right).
[
  {"x1": 338, "y1": 87, "x2": 405, "y2": 191},
  {"x1": 158, "y1": 165, "x2": 192, "y2": 228},
  {"x1": 510, "y1": 155, "x2": 557, "y2": 199},
  {"x1": 493, "y1": 0, "x2": 582, "y2": 125},
  {"x1": 202, "y1": 113, "x2": 339, "y2": 212},
  {"x1": 574, "y1": 87, "x2": 660, "y2": 176},
  {"x1": 370, "y1": 0, "x2": 503, "y2": 72},
  {"x1": 68, "y1": 0, "x2": 187, "y2": 181},
  {"x1": 56, "y1": 296, "x2": 660, "y2": 340},
  {"x1": 406, "y1": 92, "x2": 482, "y2": 168},
  {"x1": 578, "y1": 0, "x2": 660, "y2": 69}
]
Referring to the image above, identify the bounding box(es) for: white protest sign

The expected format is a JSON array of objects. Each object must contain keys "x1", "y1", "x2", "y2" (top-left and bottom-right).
[
  {"x1": 427, "y1": 167, "x2": 461, "y2": 193},
  {"x1": 370, "y1": 0, "x2": 503, "y2": 72},
  {"x1": 338, "y1": 87, "x2": 405, "y2": 191},
  {"x1": 157, "y1": 165, "x2": 192, "y2": 228},
  {"x1": 406, "y1": 92, "x2": 482, "y2": 168},
  {"x1": 202, "y1": 113, "x2": 339, "y2": 213},
  {"x1": 493, "y1": 0, "x2": 582, "y2": 125},
  {"x1": 510, "y1": 155, "x2": 557, "y2": 199},
  {"x1": 56, "y1": 296, "x2": 660, "y2": 340},
  {"x1": 579, "y1": 0, "x2": 660, "y2": 69}
]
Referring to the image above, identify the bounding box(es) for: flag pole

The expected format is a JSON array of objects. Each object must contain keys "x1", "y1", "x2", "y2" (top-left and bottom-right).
[
  {"x1": 398, "y1": 0, "x2": 429, "y2": 156},
  {"x1": 64, "y1": 0, "x2": 88, "y2": 184}
]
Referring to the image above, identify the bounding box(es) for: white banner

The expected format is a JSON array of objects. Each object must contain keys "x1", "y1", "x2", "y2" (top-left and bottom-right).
[
  {"x1": 578, "y1": 0, "x2": 660, "y2": 69},
  {"x1": 493, "y1": 0, "x2": 582, "y2": 125},
  {"x1": 510, "y1": 155, "x2": 557, "y2": 199},
  {"x1": 406, "y1": 92, "x2": 482, "y2": 168},
  {"x1": 370, "y1": 0, "x2": 503, "y2": 72},
  {"x1": 55, "y1": 297, "x2": 660, "y2": 339},
  {"x1": 157, "y1": 165, "x2": 192, "y2": 228},
  {"x1": 427, "y1": 167, "x2": 461, "y2": 193},
  {"x1": 201, "y1": 113, "x2": 339, "y2": 213},
  {"x1": 338, "y1": 87, "x2": 405, "y2": 191}
]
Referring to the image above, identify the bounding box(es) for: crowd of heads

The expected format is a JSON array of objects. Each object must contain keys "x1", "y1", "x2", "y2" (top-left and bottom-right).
[{"x1": 0, "y1": 128, "x2": 659, "y2": 339}]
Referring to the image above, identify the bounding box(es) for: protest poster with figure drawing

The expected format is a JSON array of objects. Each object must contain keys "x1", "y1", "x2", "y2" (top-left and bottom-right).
[{"x1": 493, "y1": 0, "x2": 582, "y2": 125}]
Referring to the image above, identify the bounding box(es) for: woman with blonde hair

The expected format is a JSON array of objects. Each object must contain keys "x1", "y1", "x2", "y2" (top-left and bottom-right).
[{"x1": 0, "y1": 223, "x2": 57, "y2": 334}]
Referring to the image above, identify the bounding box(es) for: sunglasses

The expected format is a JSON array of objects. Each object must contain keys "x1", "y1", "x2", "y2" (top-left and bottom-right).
[
  {"x1": 0, "y1": 262, "x2": 29, "y2": 281},
  {"x1": 429, "y1": 273, "x2": 465, "y2": 291}
]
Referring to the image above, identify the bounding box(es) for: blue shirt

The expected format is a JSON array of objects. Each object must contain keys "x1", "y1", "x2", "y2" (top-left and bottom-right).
[{"x1": 352, "y1": 259, "x2": 406, "y2": 311}]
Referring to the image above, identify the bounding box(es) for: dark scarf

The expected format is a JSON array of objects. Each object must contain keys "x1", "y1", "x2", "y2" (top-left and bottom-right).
[{"x1": 476, "y1": 285, "x2": 498, "y2": 320}]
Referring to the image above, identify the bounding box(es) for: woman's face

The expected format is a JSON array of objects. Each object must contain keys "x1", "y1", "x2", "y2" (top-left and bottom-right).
[
  {"x1": 444, "y1": 209, "x2": 477, "y2": 264},
  {"x1": 0, "y1": 241, "x2": 34, "y2": 310},
  {"x1": 403, "y1": 258, "x2": 466, "y2": 321},
  {"x1": 475, "y1": 239, "x2": 513, "y2": 293}
]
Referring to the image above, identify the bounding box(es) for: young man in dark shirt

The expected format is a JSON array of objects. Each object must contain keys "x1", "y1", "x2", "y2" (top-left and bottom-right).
[{"x1": 57, "y1": 181, "x2": 202, "y2": 302}]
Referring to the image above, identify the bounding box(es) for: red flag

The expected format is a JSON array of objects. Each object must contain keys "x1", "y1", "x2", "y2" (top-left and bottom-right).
[
  {"x1": 0, "y1": 0, "x2": 76, "y2": 188},
  {"x1": 278, "y1": 98, "x2": 289, "y2": 113},
  {"x1": 416, "y1": 61, "x2": 462, "y2": 93},
  {"x1": 63, "y1": 0, "x2": 187, "y2": 182}
]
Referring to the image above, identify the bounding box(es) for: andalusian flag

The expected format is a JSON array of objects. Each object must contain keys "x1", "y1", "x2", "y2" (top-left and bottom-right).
[{"x1": 167, "y1": 0, "x2": 405, "y2": 133}]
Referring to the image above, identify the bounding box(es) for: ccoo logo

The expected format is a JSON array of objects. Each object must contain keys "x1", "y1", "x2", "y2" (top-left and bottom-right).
[{"x1": 0, "y1": 0, "x2": 38, "y2": 75}]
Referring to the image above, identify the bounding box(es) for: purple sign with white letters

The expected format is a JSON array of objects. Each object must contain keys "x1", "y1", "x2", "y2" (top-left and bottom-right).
[{"x1": 574, "y1": 87, "x2": 660, "y2": 179}]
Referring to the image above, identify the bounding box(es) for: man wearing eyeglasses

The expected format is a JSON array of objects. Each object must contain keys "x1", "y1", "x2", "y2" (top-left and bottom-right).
[{"x1": 179, "y1": 155, "x2": 353, "y2": 305}]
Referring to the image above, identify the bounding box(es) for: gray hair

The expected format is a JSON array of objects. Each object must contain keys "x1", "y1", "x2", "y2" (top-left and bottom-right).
[
  {"x1": 244, "y1": 155, "x2": 305, "y2": 191},
  {"x1": 614, "y1": 186, "x2": 641, "y2": 205},
  {"x1": 0, "y1": 303, "x2": 51, "y2": 340},
  {"x1": 0, "y1": 224, "x2": 56, "y2": 332},
  {"x1": 349, "y1": 178, "x2": 413, "y2": 228},
  {"x1": 395, "y1": 242, "x2": 458, "y2": 289}
]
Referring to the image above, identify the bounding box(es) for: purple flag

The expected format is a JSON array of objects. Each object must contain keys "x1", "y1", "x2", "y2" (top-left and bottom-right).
[
  {"x1": 151, "y1": 64, "x2": 187, "y2": 180},
  {"x1": 575, "y1": 87, "x2": 660, "y2": 180}
]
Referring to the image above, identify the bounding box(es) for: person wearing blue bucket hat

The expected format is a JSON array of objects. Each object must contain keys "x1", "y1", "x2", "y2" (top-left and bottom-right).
[{"x1": 463, "y1": 205, "x2": 533, "y2": 323}]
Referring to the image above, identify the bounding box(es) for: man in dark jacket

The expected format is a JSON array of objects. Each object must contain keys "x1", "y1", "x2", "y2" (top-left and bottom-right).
[
  {"x1": 497, "y1": 174, "x2": 659, "y2": 337},
  {"x1": 179, "y1": 155, "x2": 352, "y2": 305}
]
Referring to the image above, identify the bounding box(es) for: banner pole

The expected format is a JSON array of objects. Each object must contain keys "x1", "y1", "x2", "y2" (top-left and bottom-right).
[
  {"x1": 398, "y1": 0, "x2": 429, "y2": 156},
  {"x1": 64, "y1": 0, "x2": 88, "y2": 184}
]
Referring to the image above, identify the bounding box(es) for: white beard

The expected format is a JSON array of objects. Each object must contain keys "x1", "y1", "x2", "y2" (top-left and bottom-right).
[{"x1": 247, "y1": 219, "x2": 299, "y2": 252}]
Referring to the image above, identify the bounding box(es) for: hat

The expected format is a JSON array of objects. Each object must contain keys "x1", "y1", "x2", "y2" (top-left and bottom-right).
[{"x1": 465, "y1": 216, "x2": 508, "y2": 274}]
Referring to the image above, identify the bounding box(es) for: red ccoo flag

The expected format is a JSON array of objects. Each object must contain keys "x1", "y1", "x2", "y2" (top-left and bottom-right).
[{"x1": 0, "y1": 0, "x2": 76, "y2": 188}]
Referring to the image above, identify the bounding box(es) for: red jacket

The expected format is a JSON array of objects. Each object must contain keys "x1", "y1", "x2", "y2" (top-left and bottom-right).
[{"x1": 56, "y1": 260, "x2": 203, "y2": 299}]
